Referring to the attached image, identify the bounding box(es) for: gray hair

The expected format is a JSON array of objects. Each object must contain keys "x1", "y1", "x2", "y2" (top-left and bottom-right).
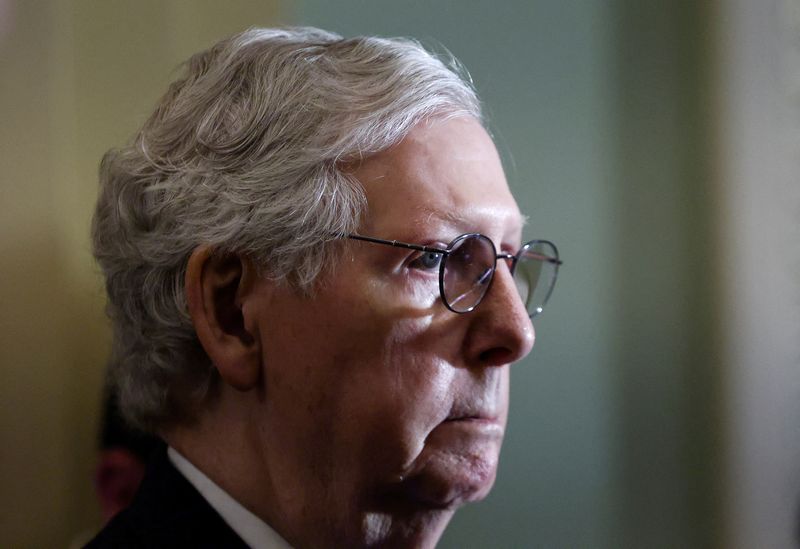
[{"x1": 92, "y1": 27, "x2": 482, "y2": 432}]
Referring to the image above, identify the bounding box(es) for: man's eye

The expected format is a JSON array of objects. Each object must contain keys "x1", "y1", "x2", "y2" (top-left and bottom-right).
[{"x1": 409, "y1": 251, "x2": 443, "y2": 271}]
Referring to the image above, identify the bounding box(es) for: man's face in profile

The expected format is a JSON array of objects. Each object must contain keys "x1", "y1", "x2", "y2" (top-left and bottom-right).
[{"x1": 244, "y1": 116, "x2": 534, "y2": 546}]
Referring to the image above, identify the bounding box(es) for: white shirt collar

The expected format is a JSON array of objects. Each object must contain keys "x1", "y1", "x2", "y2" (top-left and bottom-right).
[{"x1": 168, "y1": 447, "x2": 293, "y2": 549}]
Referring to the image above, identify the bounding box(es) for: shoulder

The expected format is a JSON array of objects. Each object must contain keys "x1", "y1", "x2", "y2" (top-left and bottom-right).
[
  {"x1": 84, "y1": 511, "x2": 143, "y2": 548},
  {"x1": 84, "y1": 447, "x2": 248, "y2": 549}
]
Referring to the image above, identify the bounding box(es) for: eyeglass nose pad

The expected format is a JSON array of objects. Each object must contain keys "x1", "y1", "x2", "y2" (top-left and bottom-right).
[{"x1": 498, "y1": 253, "x2": 516, "y2": 272}]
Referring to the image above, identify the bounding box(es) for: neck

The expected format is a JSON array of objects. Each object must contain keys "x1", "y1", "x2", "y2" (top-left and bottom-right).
[
  {"x1": 161, "y1": 386, "x2": 454, "y2": 548},
  {"x1": 161, "y1": 388, "x2": 286, "y2": 537}
]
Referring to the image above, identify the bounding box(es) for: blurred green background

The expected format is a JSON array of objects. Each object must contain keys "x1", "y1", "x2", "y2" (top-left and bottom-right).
[{"x1": 1, "y1": 1, "x2": 798, "y2": 547}]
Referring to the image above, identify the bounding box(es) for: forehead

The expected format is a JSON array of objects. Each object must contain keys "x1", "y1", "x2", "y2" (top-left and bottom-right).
[{"x1": 351, "y1": 117, "x2": 523, "y2": 239}]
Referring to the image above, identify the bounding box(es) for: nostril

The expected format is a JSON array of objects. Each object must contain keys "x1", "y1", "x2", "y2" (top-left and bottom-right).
[{"x1": 479, "y1": 347, "x2": 515, "y2": 366}]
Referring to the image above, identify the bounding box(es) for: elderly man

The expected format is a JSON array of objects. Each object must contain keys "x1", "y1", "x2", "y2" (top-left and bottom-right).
[{"x1": 88, "y1": 27, "x2": 560, "y2": 549}]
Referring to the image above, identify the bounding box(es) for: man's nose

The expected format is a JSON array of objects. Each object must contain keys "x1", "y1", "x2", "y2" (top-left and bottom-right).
[{"x1": 465, "y1": 264, "x2": 535, "y2": 367}]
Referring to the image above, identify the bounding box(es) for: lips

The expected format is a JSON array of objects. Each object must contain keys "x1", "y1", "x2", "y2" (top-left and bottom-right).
[
  {"x1": 445, "y1": 414, "x2": 500, "y2": 424},
  {"x1": 445, "y1": 402, "x2": 502, "y2": 424}
]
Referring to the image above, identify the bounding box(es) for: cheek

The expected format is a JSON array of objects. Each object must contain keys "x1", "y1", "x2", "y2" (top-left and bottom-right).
[
  {"x1": 258, "y1": 278, "x2": 464, "y2": 497},
  {"x1": 332, "y1": 318, "x2": 458, "y2": 476},
  {"x1": 357, "y1": 278, "x2": 441, "y2": 323},
  {"x1": 403, "y1": 274, "x2": 440, "y2": 309}
]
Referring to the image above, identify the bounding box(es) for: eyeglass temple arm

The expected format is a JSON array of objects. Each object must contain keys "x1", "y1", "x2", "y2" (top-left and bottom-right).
[
  {"x1": 526, "y1": 251, "x2": 563, "y2": 265},
  {"x1": 345, "y1": 234, "x2": 449, "y2": 255},
  {"x1": 498, "y1": 251, "x2": 563, "y2": 265}
]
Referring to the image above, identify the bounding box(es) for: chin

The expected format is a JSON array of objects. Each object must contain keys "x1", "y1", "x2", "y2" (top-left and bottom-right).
[
  {"x1": 360, "y1": 507, "x2": 455, "y2": 549},
  {"x1": 398, "y1": 419, "x2": 505, "y2": 510}
]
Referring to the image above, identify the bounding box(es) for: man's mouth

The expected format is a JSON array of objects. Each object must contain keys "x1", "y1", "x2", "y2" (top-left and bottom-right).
[
  {"x1": 445, "y1": 402, "x2": 502, "y2": 425},
  {"x1": 445, "y1": 414, "x2": 500, "y2": 424}
]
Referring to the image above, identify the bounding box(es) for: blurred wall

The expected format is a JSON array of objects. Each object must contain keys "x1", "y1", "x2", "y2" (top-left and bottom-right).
[
  {"x1": 0, "y1": 2, "x2": 281, "y2": 546},
  {"x1": 716, "y1": 0, "x2": 800, "y2": 547}
]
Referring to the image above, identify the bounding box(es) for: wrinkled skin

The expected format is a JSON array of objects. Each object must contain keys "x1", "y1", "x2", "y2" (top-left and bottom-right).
[{"x1": 176, "y1": 116, "x2": 535, "y2": 548}]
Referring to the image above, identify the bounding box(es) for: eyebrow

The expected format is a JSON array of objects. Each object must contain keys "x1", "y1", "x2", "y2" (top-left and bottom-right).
[{"x1": 416, "y1": 207, "x2": 527, "y2": 235}]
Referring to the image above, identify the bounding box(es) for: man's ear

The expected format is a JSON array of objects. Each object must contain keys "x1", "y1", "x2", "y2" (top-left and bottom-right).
[{"x1": 185, "y1": 246, "x2": 262, "y2": 391}]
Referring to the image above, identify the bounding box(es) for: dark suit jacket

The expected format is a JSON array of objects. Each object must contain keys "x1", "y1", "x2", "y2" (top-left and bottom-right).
[{"x1": 86, "y1": 447, "x2": 249, "y2": 548}]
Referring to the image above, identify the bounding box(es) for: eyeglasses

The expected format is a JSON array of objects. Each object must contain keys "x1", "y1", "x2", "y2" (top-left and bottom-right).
[{"x1": 345, "y1": 233, "x2": 561, "y2": 318}]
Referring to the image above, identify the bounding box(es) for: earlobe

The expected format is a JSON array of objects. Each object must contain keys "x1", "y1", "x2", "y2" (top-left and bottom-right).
[{"x1": 185, "y1": 246, "x2": 262, "y2": 391}]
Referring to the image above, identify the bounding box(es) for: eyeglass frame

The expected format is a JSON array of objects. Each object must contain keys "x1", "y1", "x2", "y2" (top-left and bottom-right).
[{"x1": 342, "y1": 232, "x2": 562, "y2": 317}]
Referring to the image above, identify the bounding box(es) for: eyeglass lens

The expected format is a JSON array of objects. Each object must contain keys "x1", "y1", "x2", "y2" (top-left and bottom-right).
[
  {"x1": 512, "y1": 240, "x2": 559, "y2": 317},
  {"x1": 442, "y1": 234, "x2": 496, "y2": 313},
  {"x1": 442, "y1": 235, "x2": 558, "y2": 317}
]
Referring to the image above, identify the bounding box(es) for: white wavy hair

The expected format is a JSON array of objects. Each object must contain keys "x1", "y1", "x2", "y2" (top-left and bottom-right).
[{"x1": 92, "y1": 27, "x2": 482, "y2": 431}]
